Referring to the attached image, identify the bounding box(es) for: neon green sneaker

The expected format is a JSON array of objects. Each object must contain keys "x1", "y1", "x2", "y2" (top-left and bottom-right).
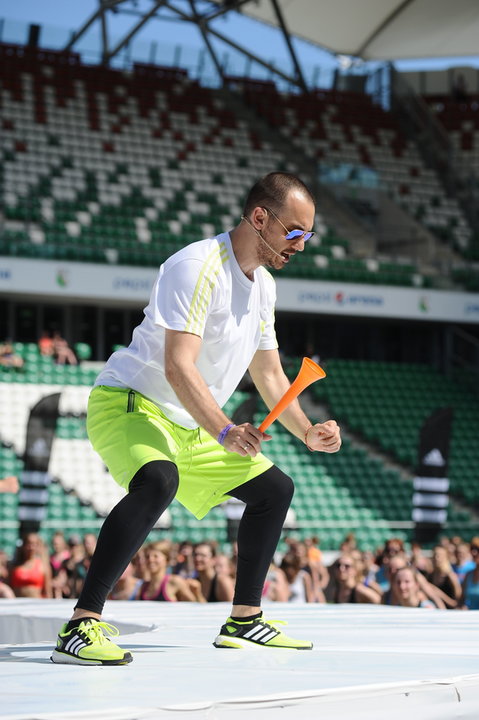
[
  {"x1": 50, "y1": 619, "x2": 133, "y2": 665},
  {"x1": 213, "y1": 615, "x2": 313, "y2": 650}
]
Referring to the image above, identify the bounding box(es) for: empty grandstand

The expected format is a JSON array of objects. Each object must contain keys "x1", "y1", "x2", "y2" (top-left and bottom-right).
[{"x1": 1, "y1": 8, "x2": 478, "y2": 562}]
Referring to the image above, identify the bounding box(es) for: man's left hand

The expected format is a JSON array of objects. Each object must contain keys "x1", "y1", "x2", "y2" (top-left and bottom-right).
[{"x1": 305, "y1": 421, "x2": 341, "y2": 453}]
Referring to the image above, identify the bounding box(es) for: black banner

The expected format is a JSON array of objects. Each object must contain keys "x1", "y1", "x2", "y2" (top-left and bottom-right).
[
  {"x1": 19, "y1": 393, "x2": 61, "y2": 536},
  {"x1": 412, "y1": 407, "x2": 453, "y2": 545}
]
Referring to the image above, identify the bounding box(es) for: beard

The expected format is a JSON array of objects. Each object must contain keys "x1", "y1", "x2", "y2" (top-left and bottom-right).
[{"x1": 256, "y1": 235, "x2": 284, "y2": 270}]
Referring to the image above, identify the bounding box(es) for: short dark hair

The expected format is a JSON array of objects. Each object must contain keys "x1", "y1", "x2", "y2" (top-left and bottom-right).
[{"x1": 243, "y1": 172, "x2": 315, "y2": 216}]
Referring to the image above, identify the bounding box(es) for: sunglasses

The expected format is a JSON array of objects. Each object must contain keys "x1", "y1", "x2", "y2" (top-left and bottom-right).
[{"x1": 262, "y1": 206, "x2": 314, "y2": 242}]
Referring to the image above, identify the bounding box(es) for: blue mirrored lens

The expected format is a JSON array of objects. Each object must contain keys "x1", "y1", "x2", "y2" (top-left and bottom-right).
[{"x1": 285, "y1": 229, "x2": 313, "y2": 241}]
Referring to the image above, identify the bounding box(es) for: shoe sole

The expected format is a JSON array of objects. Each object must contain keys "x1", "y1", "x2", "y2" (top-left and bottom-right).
[
  {"x1": 50, "y1": 649, "x2": 133, "y2": 666},
  {"x1": 213, "y1": 634, "x2": 313, "y2": 650}
]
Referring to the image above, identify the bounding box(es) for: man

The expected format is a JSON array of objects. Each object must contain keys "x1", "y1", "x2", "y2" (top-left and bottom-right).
[{"x1": 51, "y1": 171, "x2": 341, "y2": 666}]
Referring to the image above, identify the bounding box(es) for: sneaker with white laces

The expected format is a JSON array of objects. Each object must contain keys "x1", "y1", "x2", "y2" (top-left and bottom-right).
[
  {"x1": 51, "y1": 619, "x2": 133, "y2": 665},
  {"x1": 213, "y1": 615, "x2": 313, "y2": 650}
]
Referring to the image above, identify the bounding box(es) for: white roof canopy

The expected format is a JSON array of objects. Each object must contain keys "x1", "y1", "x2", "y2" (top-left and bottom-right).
[{"x1": 214, "y1": 0, "x2": 479, "y2": 60}]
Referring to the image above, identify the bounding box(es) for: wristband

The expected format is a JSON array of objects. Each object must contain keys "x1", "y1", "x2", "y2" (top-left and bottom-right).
[
  {"x1": 304, "y1": 425, "x2": 315, "y2": 451},
  {"x1": 217, "y1": 423, "x2": 236, "y2": 446}
]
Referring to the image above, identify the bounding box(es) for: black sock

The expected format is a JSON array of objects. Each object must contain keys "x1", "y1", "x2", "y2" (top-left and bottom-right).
[
  {"x1": 66, "y1": 616, "x2": 98, "y2": 632},
  {"x1": 230, "y1": 611, "x2": 263, "y2": 623}
]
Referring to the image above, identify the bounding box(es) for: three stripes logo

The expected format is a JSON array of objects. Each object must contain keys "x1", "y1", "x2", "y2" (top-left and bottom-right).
[
  {"x1": 240, "y1": 623, "x2": 280, "y2": 645},
  {"x1": 64, "y1": 633, "x2": 89, "y2": 656}
]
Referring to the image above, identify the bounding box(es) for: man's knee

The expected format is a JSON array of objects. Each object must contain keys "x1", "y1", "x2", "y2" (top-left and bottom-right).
[
  {"x1": 272, "y1": 470, "x2": 294, "y2": 509},
  {"x1": 238, "y1": 466, "x2": 294, "y2": 510},
  {"x1": 128, "y1": 460, "x2": 179, "y2": 507}
]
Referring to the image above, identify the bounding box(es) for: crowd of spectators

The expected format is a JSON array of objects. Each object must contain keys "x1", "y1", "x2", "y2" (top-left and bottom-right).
[
  {"x1": 0, "y1": 529, "x2": 478, "y2": 609},
  {"x1": 0, "y1": 332, "x2": 78, "y2": 374}
]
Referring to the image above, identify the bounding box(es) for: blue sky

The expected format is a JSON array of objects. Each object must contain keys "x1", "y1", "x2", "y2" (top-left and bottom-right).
[{"x1": 1, "y1": 0, "x2": 478, "y2": 86}]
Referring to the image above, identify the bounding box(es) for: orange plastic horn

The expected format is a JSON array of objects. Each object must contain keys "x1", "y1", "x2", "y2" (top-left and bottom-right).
[{"x1": 258, "y1": 357, "x2": 326, "y2": 433}]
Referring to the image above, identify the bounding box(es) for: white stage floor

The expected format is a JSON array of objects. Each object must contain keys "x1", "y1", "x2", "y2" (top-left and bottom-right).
[{"x1": 1, "y1": 599, "x2": 479, "y2": 720}]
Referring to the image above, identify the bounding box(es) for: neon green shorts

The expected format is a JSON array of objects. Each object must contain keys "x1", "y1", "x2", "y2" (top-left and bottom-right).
[{"x1": 86, "y1": 385, "x2": 273, "y2": 519}]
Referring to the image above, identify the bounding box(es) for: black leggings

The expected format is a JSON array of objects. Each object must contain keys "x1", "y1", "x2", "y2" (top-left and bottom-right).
[{"x1": 76, "y1": 461, "x2": 293, "y2": 614}]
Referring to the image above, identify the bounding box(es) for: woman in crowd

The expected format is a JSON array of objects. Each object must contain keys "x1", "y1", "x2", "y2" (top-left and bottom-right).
[
  {"x1": 392, "y1": 566, "x2": 436, "y2": 608},
  {"x1": 329, "y1": 553, "x2": 381, "y2": 604},
  {"x1": 280, "y1": 552, "x2": 315, "y2": 602},
  {"x1": 172, "y1": 540, "x2": 196, "y2": 578},
  {"x1": 262, "y1": 561, "x2": 290, "y2": 602},
  {"x1": 109, "y1": 561, "x2": 144, "y2": 601},
  {"x1": 460, "y1": 538, "x2": 479, "y2": 610},
  {"x1": 139, "y1": 541, "x2": 202, "y2": 602},
  {"x1": 192, "y1": 542, "x2": 235, "y2": 602},
  {"x1": 374, "y1": 538, "x2": 407, "y2": 591},
  {"x1": 427, "y1": 545, "x2": 462, "y2": 608},
  {"x1": 10, "y1": 533, "x2": 52, "y2": 598},
  {"x1": 50, "y1": 531, "x2": 71, "y2": 599}
]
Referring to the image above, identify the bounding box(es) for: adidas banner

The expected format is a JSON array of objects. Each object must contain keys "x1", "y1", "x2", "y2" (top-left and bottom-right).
[
  {"x1": 19, "y1": 392, "x2": 61, "y2": 536},
  {"x1": 412, "y1": 407, "x2": 453, "y2": 544}
]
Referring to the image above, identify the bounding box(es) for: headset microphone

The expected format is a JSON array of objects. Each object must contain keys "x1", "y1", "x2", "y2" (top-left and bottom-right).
[
  {"x1": 258, "y1": 232, "x2": 284, "y2": 260},
  {"x1": 241, "y1": 215, "x2": 284, "y2": 260}
]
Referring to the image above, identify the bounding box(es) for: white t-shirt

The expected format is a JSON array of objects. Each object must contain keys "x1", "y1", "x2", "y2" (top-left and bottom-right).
[{"x1": 95, "y1": 232, "x2": 278, "y2": 429}]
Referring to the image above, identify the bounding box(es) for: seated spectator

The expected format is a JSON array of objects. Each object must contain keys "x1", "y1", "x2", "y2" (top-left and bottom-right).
[
  {"x1": 381, "y1": 555, "x2": 445, "y2": 608},
  {"x1": 287, "y1": 538, "x2": 328, "y2": 601},
  {"x1": 109, "y1": 562, "x2": 143, "y2": 601},
  {"x1": 263, "y1": 561, "x2": 290, "y2": 602},
  {"x1": 361, "y1": 550, "x2": 380, "y2": 589},
  {"x1": 38, "y1": 330, "x2": 54, "y2": 357},
  {"x1": 305, "y1": 535, "x2": 322, "y2": 565},
  {"x1": 392, "y1": 566, "x2": 436, "y2": 608},
  {"x1": 427, "y1": 545, "x2": 462, "y2": 609},
  {"x1": 139, "y1": 541, "x2": 202, "y2": 602},
  {"x1": 0, "y1": 475, "x2": 19, "y2": 494},
  {"x1": 410, "y1": 541, "x2": 433, "y2": 576},
  {"x1": 71, "y1": 533, "x2": 97, "y2": 597},
  {"x1": 193, "y1": 542, "x2": 235, "y2": 602},
  {"x1": 460, "y1": 538, "x2": 479, "y2": 610},
  {"x1": 50, "y1": 531, "x2": 70, "y2": 574},
  {"x1": 50, "y1": 531, "x2": 71, "y2": 599},
  {"x1": 328, "y1": 553, "x2": 381, "y2": 604},
  {"x1": 0, "y1": 547, "x2": 15, "y2": 599},
  {"x1": 172, "y1": 540, "x2": 196, "y2": 578},
  {"x1": 215, "y1": 553, "x2": 236, "y2": 581},
  {"x1": 52, "y1": 332, "x2": 78, "y2": 365},
  {"x1": 452, "y1": 542, "x2": 476, "y2": 583},
  {"x1": 9, "y1": 533, "x2": 52, "y2": 598},
  {"x1": 339, "y1": 532, "x2": 357, "y2": 554},
  {"x1": 0, "y1": 580, "x2": 15, "y2": 598},
  {"x1": 0, "y1": 548, "x2": 11, "y2": 582},
  {"x1": 375, "y1": 538, "x2": 407, "y2": 590},
  {"x1": 131, "y1": 546, "x2": 149, "y2": 583},
  {"x1": 0, "y1": 341, "x2": 23, "y2": 369},
  {"x1": 381, "y1": 556, "x2": 409, "y2": 605},
  {"x1": 59, "y1": 534, "x2": 86, "y2": 598},
  {"x1": 280, "y1": 552, "x2": 316, "y2": 602}
]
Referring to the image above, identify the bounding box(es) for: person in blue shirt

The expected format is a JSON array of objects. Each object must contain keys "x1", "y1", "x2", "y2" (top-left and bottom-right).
[
  {"x1": 452, "y1": 542, "x2": 475, "y2": 583},
  {"x1": 460, "y1": 539, "x2": 479, "y2": 610}
]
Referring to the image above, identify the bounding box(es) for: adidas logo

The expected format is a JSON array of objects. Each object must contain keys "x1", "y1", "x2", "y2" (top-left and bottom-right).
[
  {"x1": 422, "y1": 448, "x2": 446, "y2": 467},
  {"x1": 64, "y1": 634, "x2": 88, "y2": 656},
  {"x1": 242, "y1": 623, "x2": 279, "y2": 645}
]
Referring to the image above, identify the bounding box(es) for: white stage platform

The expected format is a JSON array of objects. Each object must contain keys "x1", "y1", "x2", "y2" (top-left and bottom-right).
[{"x1": 1, "y1": 599, "x2": 479, "y2": 720}]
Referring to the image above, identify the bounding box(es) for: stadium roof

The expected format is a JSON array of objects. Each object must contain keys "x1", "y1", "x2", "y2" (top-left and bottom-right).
[
  {"x1": 65, "y1": 1, "x2": 479, "y2": 92},
  {"x1": 213, "y1": 0, "x2": 479, "y2": 60}
]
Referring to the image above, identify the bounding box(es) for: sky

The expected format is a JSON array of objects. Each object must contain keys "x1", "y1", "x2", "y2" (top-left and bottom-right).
[{"x1": 1, "y1": 1, "x2": 478, "y2": 88}]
